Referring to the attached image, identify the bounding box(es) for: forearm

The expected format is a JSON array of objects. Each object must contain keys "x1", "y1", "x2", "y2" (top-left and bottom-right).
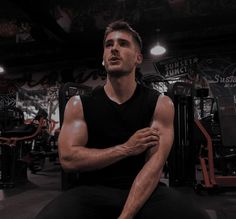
[
  {"x1": 59, "y1": 127, "x2": 159, "y2": 172},
  {"x1": 118, "y1": 94, "x2": 174, "y2": 218},
  {"x1": 119, "y1": 130, "x2": 173, "y2": 219},
  {"x1": 119, "y1": 154, "x2": 163, "y2": 219},
  {"x1": 60, "y1": 143, "x2": 129, "y2": 172}
]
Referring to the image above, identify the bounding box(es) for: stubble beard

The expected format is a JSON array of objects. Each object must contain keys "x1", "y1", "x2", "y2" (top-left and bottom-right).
[
  {"x1": 106, "y1": 69, "x2": 131, "y2": 78},
  {"x1": 105, "y1": 62, "x2": 133, "y2": 78}
]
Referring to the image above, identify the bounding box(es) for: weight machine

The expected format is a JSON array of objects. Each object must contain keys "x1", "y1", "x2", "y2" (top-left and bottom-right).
[
  {"x1": 0, "y1": 108, "x2": 46, "y2": 188},
  {"x1": 194, "y1": 95, "x2": 236, "y2": 193},
  {"x1": 167, "y1": 82, "x2": 196, "y2": 187}
]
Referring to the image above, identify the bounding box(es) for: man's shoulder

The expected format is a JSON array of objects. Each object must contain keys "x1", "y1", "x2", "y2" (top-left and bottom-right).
[
  {"x1": 156, "y1": 94, "x2": 174, "y2": 116},
  {"x1": 64, "y1": 95, "x2": 84, "y2": 119}
]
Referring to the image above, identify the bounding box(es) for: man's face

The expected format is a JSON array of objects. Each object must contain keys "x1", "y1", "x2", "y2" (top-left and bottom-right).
[{"x1": 103, "y1": 31, "x2": 142, "y2": 77}]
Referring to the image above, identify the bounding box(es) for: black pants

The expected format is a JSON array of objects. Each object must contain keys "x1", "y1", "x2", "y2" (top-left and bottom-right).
[{"x1": 36, "y1": 184, "x2": 209, "y2": 219}]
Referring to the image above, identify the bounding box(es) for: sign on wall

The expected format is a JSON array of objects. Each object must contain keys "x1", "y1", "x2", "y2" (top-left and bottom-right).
[
  {"x1": 154, "y1": 56, "x2": 199, "y2": 79},
  {"x1": 198, "y1": 57, "x2": 236, "y2": 97},
  {"x1": 154, "y1": 54, "x2": 236, "y2": 98}
]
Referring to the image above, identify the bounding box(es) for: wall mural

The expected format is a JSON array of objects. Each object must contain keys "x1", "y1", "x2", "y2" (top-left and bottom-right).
[
  {"x1": 0, "y1": 69, "x2": 106, "y2": 134},
  {"x1": 154, "y1": 54, "x2": 236, "y2": 96},
  {"x1": 198, "y1": 56, "x2": 236, "y2": 96},
  {"x1": 0, "y1": 76, "x2": 19, "y2": 108},
  {"x1": 17, "y1": 87, "x2": 48, "y2": 119},
  {"x1": 154, "y1": 53, "x2": 236, "y2": 118},
  {"x1": 0, "y1": 52, "x2": 235, "y2": 132}
]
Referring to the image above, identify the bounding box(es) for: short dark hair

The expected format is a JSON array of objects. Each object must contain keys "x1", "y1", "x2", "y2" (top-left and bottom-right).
[{"x1": 104, "y1": 20, "x2": 142, "y2": 51}]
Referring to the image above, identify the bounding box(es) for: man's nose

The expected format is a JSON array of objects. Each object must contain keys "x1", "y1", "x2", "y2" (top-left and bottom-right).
[{"x1": 111, "y1": 42, "x2": 119, "y2": 51}]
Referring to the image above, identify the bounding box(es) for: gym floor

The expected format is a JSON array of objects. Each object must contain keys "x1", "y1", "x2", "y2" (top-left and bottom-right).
[{"x1": 0, "y1": 159, "x2": 236, "y2": 219}]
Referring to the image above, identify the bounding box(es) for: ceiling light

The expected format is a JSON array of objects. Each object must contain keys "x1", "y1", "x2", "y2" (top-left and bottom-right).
[
  {"x1": 0, "y1": 66, "x2": 5, "y2": 74},
  {"x1": 150, "y1": 44, "x2": 166, "y2": 55}
]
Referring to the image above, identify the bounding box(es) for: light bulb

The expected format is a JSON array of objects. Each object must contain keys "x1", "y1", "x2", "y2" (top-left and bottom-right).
[
  {"x1": 150, "y1": 44, "x2": 166, "y2": 55},
  {"x1": 0, "y1": 66, "x2": 5, "y2": 74}
]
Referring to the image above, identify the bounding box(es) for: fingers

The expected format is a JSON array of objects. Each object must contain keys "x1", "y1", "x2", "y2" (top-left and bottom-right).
[
  {"x1": 137, "y1": 128, "x2": 159, "y2": 143},
  {"x1": 136, "y1": 128, "x2": 159, "y2": 148},
  {"x1": 143, "y1": 135, "x2": 159, "y2": 143},
  {"x1": 137, "y1": 127, "x2": 158, "y2": 133},
  {"x1": 125, "y1": 127, "x2": 160, "y2": 156},
  {"x1": 142, "y1": 135, "x2": 159, "y2": 148},
  {"x1": 145, "y1": 140, "x2": 159, "y2": 148},
  {"x1": 136, "y1": 127, "x2": 158, "y2": 136}
]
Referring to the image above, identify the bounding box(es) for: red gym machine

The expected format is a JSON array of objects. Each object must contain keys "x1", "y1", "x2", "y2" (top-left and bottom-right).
[
  {"x1": 194, "y1": 95, "x2": 236, "y2": 193},
  {"x1": 0, "y1": 109, "x2": 45, "y2": 188}
]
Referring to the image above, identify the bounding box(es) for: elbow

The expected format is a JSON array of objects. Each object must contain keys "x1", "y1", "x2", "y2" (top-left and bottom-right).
[
  {"x1": 59, "y1": 153, "x2": 87, "y2": 172},
  {"x1": 58, "y1": 145, "x2": 79, "y2": 172},
  {"x1": 59, "y1": 156, "x2": 76, "y2": 172},
  {"x1": 58, "y1": 145, "x2": 90, "y2": 172},
  {"x1": 59, "y1": 150, "x2": 79, "y2": 172}
]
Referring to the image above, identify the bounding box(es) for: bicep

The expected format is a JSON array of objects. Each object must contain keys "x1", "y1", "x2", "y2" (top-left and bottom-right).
[
  {"x1": 146, "y1": 95, "x2": 174, "y2": 160},
  {"x1": 58, "y1": 96, "x2": 88, "y2": 155}
]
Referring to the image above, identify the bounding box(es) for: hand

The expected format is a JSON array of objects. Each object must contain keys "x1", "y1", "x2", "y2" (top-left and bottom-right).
[{"x1": 123, "y1": 127, "x2": 159, "y2": 156}]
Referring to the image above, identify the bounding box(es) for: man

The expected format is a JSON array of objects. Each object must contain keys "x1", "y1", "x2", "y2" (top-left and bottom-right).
[{"x1": 36, "y1": 21, "x2": 209, "y2": 219}]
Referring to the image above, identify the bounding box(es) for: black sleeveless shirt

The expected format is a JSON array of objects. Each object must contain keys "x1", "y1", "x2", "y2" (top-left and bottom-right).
[{"x1": 80, "y1": 83, "x2": 159, "y2": 189}]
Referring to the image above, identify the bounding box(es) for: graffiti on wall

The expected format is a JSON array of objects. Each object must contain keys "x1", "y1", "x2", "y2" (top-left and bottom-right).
[
  {"x1": 154, "y1": 54, "x2": 236, "y2": 97},
  {"x1": 198, "y1": 57, "x2": 236, "y2": 97},
  {"x1": 1, "y1": 54, "x2": 235, "y2": 127},
  {"x1": 0, "y1": 77, "x2": 18, "y2": 108},
  {"x1": 0, "y1": 68, "x2": 106, "y2": 133},
  {"x1": 17, "y1": 87, "x2": 48, "y2": 119},
  {"x1": 154, "y1": 54, "x2": 236, "y2": 119}
]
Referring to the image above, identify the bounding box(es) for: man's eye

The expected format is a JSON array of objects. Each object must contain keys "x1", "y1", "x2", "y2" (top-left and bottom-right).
[
  {"x1": 105, "y1": 42, "x2": 113, "y2": 47},
  {"x1": 120, "y1": 41, "x2": 128, "y2": 47}
]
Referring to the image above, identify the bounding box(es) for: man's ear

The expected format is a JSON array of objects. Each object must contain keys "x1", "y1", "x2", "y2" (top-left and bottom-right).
[{"x1": 136, "y1": 53, "x2": 143, "y2": 65}]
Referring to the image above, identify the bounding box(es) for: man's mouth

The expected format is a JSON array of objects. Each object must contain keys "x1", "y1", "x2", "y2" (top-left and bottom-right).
[{"x1": 109, "y1": 56, "x2": 121, "y2": 62}]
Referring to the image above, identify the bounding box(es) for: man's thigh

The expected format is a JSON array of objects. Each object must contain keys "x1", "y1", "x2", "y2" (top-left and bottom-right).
[
  {"x1": 36, "y1": 185, "x2": 128, "y2": 219},
  {"x1": 136, "y1": 186, "x2": 209, "y2": 219}
]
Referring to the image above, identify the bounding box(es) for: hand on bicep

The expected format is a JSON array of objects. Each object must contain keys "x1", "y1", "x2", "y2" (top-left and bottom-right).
[{"x1": 124, "y1": 127, "x2": 159, "y2": 156}]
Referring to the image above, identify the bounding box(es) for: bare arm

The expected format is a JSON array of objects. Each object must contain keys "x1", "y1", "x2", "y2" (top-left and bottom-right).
[
  {"x1": 119, "y1": 94, "x2": 175, "y2": 219},
  {"x1": 58, "y1": 95, "x2": 159, "y2": 172}
]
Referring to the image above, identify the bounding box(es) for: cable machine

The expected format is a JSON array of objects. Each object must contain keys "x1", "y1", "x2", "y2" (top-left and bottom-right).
[{"x1": 167, "y1": 82, "x2": 196, "y2": 187}]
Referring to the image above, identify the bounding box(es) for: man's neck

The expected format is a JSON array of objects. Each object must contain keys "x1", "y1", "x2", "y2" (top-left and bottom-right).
[{"x1": 104, "y1": 74, "x2": 137, "y2": 104}]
